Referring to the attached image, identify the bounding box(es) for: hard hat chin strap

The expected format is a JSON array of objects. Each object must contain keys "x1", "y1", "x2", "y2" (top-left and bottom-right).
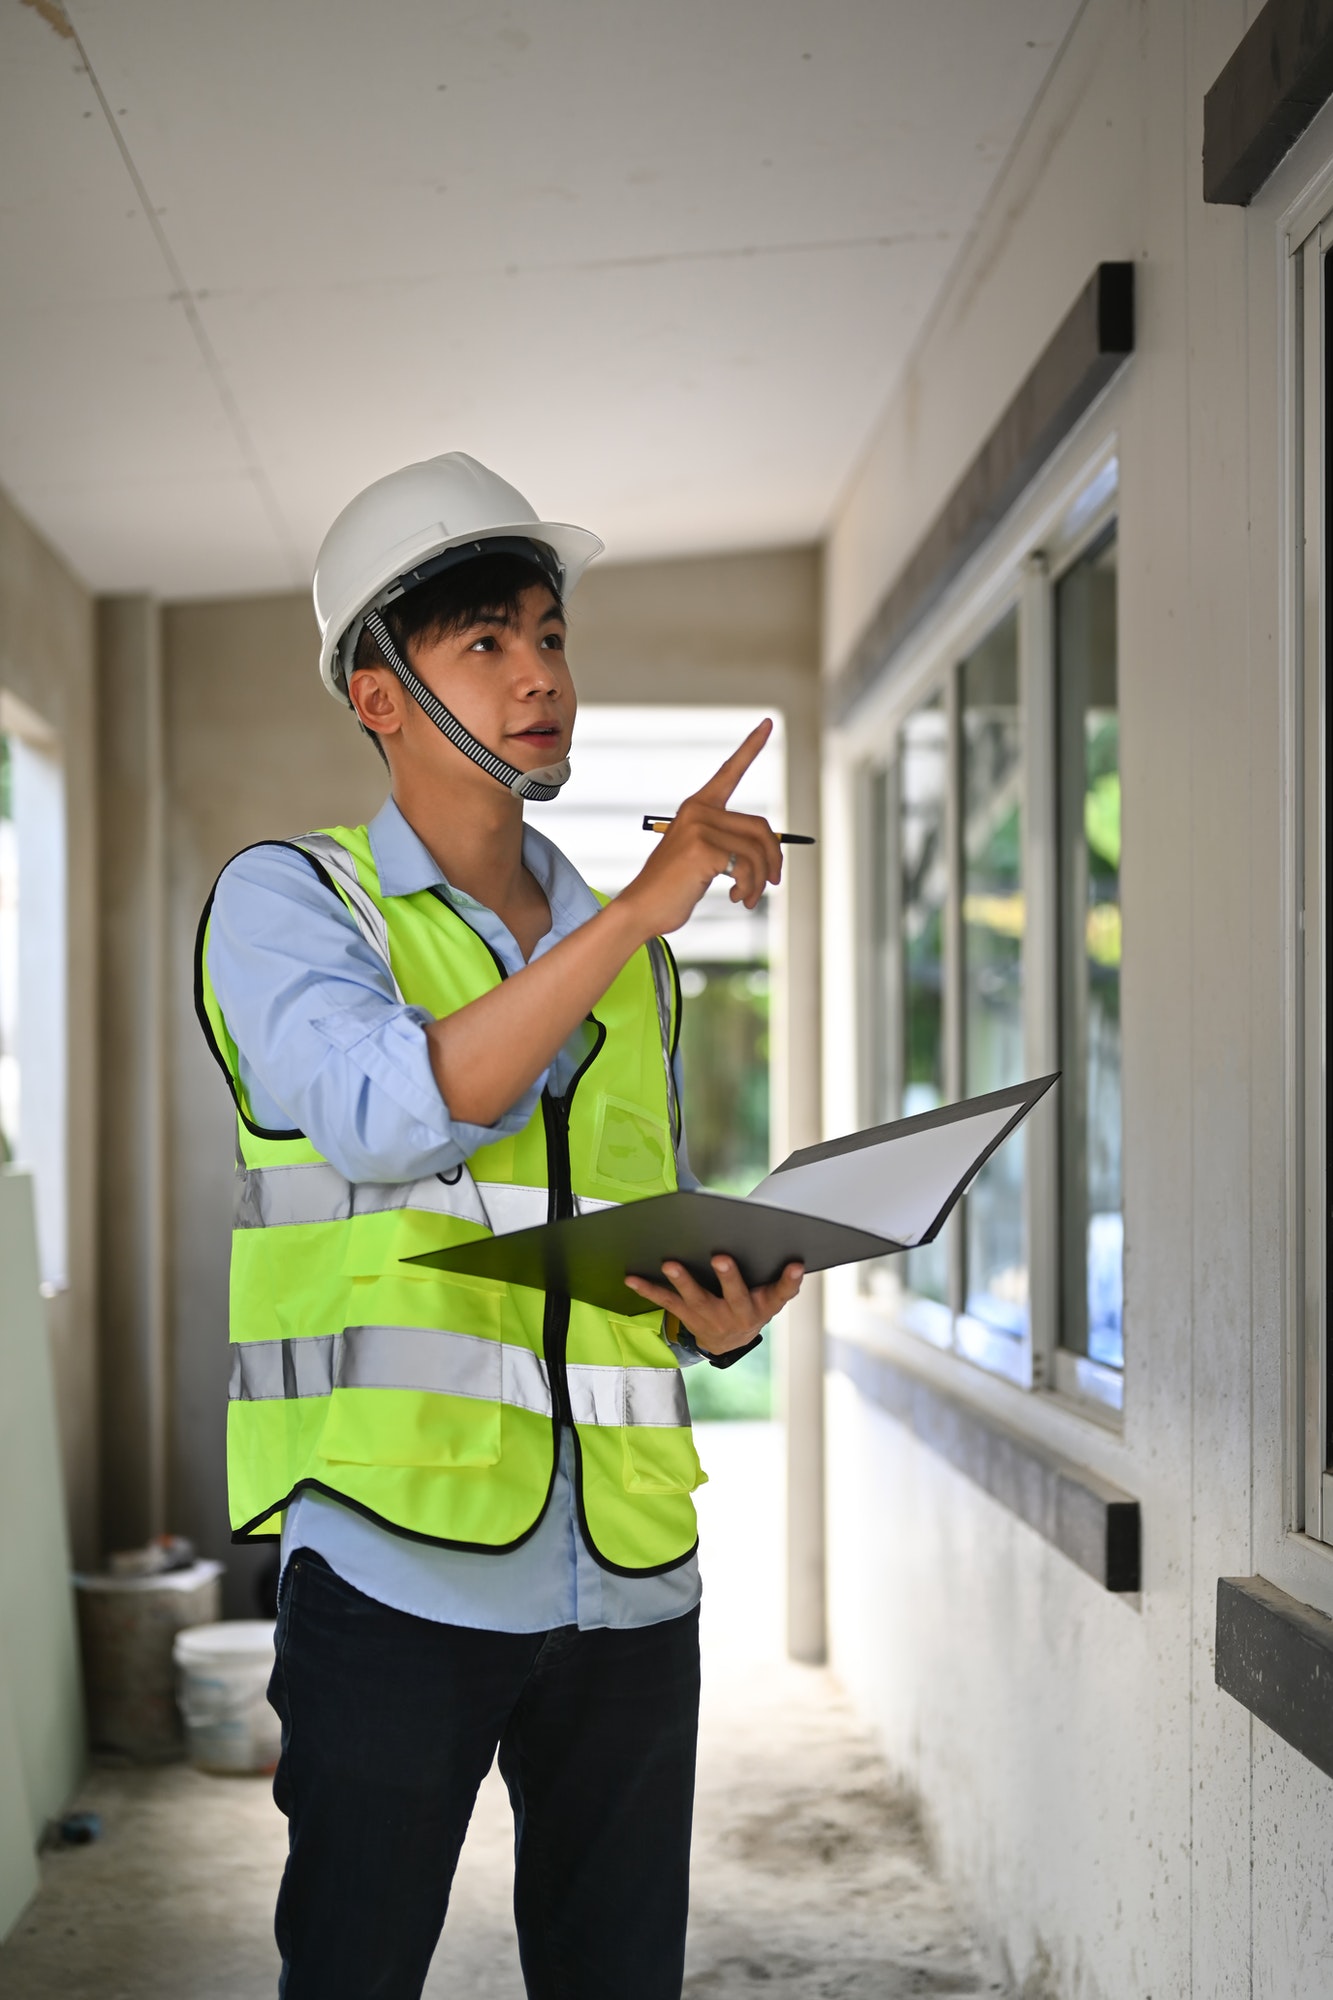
[{"x1": 362, "y1": 610, "x2": 571, "y2": 802}]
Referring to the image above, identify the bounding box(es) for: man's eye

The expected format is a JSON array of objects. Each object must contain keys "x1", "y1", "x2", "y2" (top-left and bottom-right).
[
  {"x1": 541, "y1": 632, "x2": 565, "y2": 649},
  {"x1": 469, "y1": 635, "x2": 498, "y2": 652}
]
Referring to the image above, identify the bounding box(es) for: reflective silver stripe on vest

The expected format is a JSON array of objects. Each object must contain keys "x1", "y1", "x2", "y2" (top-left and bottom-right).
[
  {"x1": 646, "y1": 937, "x2": 682, "y2": 1154},
  {"x1": 229, "y1": 1335, "x2": 335, "y2": 1402},
  {"x1": 229, "y1": 1331, "x2": 688, "y2": 1427},
  {"x1": 230, "y1": 1327, "x2": 551, "y2": 1414},
  {"x1": 477, "y1": 1182, "x2": 549, "y2": 1235},
  {"x1": 294, "y1": 833, "x2": 404, "y2": 999},
  {"x1": 477, "y1": 1185, "x2": 618, "y2": 1230},
  {"x1": 235, "y1": 1161, "x2": 488, "y2": 1230},
  {"x1": 234, "y1": 1165, "x2": 621, "y2": 1236},
  {"x1": 566, "y1": 1362, "x2": 691, "y2": 1428},
  {"x1": 340, "y1": 1325, "x2": 552, "y2": 1412}
]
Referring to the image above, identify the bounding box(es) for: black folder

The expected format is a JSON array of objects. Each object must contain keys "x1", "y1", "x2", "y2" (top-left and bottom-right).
[{"x1": 405, "y1": 1074, "x2": 1056, "y2": 1317}]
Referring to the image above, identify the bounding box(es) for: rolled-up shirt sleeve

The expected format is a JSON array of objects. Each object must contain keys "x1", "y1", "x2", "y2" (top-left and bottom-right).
[{"x1": 207, "y1": 844, "x2": 545, "y2": 1184}]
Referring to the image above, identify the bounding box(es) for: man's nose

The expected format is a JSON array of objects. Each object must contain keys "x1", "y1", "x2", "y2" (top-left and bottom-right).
[{"x1": 513, "y1": 643, "x2": 559, "y2": 691}]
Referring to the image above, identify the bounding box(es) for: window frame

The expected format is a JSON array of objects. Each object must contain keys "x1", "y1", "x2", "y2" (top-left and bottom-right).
[
  {"x1": 1047, "y1": 523, "x2": 1125, "y2": 1410},
  {"x1": 850, "y1": 444, "x2": 1122, "y2": 1418},
  {"x1": 1187, "y1": 84, "x2": 1333, "y2": 1622},
  {"x1": 1289, "y1": 211, "x2": 1332, "y2": 1544}
]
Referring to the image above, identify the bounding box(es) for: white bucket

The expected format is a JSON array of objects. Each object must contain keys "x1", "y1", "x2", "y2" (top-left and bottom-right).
[{"x1": 173, "y1": 1620, "x2": 280, "y2": 1775}]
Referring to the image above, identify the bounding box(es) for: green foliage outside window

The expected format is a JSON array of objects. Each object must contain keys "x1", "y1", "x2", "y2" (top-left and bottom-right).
[
  {"x1": 674, "y1": 961, "x2": 774, "y2": 1420},
  {"x1": 675, "y1": 964, "x2": 770, "y2": 1193},
  {"x1": 904, "y1": 906, "x2": 944, "y2": 1090}
]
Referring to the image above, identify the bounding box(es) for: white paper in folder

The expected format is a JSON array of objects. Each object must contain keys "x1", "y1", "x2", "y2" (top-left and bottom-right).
[{"x1": 746, "y1": 1084, "x2": 1048, "y2": 1247}]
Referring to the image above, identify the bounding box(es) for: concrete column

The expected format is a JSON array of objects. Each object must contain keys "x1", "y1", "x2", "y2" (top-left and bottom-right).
[
  {"x1": 774, "y1": 676, "x2": 826, "y2": 1664},
  {"x1": 96, "y1": 596, "x2": 168, "y2": 1552}
]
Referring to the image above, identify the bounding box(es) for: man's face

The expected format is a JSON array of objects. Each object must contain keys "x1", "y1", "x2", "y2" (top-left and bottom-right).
[{"x1": 351, "y1": 579, "x2": 576, "y2": 782}]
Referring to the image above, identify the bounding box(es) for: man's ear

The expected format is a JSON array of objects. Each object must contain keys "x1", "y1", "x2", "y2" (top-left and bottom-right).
[{"x1": 348, "y1": 665, "x2": 405, "y2": 741}]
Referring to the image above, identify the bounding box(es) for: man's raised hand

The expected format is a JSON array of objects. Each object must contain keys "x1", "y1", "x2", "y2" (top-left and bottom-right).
[{"x1": 618, "y1": 719, "x2": 783, "y2": 941}]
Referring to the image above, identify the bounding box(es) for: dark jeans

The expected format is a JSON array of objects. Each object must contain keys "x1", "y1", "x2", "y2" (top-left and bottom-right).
[{"x1": 268, "y1": 1551, "x2": 701, "y2": 2000}]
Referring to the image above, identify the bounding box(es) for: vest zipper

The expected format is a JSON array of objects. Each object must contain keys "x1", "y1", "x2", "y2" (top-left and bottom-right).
[
  {"x1": 541, "y1": 1095, "x2": 574, "y2": 1425},
  {"x1": 542, "y1": 1019, "x2": 607, "y2": 1429},
  {"x1": 429, "y1": 882, "x2": 608, "y2": 1449}
]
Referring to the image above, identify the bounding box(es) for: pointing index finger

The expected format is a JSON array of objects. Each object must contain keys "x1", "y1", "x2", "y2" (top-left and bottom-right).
[{"x1": 692, "y1": 719, "x2": 774, "y2": 809}]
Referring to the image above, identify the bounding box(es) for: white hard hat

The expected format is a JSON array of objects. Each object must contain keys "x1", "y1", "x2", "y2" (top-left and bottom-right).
[{"x1": 313, "y1": 451, "x2": 604, "y2": 703}]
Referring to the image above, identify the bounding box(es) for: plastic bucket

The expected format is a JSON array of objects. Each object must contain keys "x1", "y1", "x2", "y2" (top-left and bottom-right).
[{"x1": 172, "y1": 1620, "x2": 280, "y2": 1775}]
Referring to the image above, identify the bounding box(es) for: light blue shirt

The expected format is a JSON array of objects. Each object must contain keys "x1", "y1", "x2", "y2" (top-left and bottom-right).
[{"x1": 207, "y1": 795, "x2": 703, "y2": 1632}]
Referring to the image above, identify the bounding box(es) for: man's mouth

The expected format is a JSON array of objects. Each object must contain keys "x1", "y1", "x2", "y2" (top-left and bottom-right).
[{"x1": 510, "y1": 724, "x2": 561, "y2": 746}]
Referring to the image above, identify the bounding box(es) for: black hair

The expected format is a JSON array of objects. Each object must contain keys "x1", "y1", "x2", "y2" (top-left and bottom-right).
[
  {"x1": 349, "y1": 549, "x2": 564, "y2": 766},
  {"x1": 354, "y1": 550, "x2": 563, "y2": 676}
]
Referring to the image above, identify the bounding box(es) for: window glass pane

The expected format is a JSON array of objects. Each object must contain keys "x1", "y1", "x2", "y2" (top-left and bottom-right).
[
  {"x1": 676, "y1": 960, "x2": 774, "y2": 1420},
  {"x1": 676, "y1": 962, "x2": 770, "y2": 1197},
  {"x1": 1056, "y1": 530, "x2": 1123, "y2": 1369},
  {"x1": 961, "y1": 609, "x2": 1026, "y2": 1336},
  {"x1": 900, "y1": 694, "x2": 949, "y2": 1303}
]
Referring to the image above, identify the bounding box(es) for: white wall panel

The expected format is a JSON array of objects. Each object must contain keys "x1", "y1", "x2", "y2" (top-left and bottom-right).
[
  {"x1": 823, "y1": 0, "x2": 1333, "y2": 1992},
  {"x1": 826, "y1": 1375, "x2": 1151, "y2": 1998}
]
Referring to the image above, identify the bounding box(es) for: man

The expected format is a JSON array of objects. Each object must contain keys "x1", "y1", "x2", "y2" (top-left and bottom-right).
[{"x1": 197, "y1": 450, "x2": 803, "y2": 1999}]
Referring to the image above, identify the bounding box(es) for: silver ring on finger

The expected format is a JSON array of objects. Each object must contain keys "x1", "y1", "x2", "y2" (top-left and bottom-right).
[{"x1": 724, "y1": 851, "x2": 738, "y2": 878}]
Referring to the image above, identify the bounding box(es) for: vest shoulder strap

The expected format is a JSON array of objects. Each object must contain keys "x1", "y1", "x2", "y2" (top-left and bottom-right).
[
  {"x1": 292, "y1": 830, "x2": 403, "y2": 998},
  {"x1": 193, "y1": 836, "x2": 360, "y2": 1140}
]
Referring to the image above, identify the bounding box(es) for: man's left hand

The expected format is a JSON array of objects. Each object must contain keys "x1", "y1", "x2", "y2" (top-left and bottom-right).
[{"x1": 623, "y1": 1255, "x2": 804, "y2": 1357}]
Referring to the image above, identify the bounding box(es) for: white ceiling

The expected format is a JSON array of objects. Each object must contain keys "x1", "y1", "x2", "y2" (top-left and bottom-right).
[{"x1": 0, "y1": 0, "x2": 1080, "y2": 599}]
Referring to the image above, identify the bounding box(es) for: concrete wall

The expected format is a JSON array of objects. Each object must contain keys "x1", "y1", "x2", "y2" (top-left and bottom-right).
[
  {"x1": 0, "y1": 484, "x2": 98, "y2": 1568},
  {"x1": 159, "y1": 551, "x2": 822, "y2": 1618},
  {"x1": 820, "y1": 0, "x2": 1333, "y2": 1994},
  {"x1": 97, "y1": 598, "x2": 169, "y2": 1555},
  {"x1": 161, "y1": 593, "x2": 385, "y2": 1612}
]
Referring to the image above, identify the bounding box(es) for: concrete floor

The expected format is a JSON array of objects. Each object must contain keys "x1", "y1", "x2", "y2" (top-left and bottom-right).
[{"x1": 0, "y1": 1424, "x2": 1004, "y2": 1999}]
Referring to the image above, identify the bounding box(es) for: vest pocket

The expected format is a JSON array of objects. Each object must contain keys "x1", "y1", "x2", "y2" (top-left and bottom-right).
[
  {"x1": 317, "y1": 1383, "x2": 503, "y2": 1470},
  {"x1": 592, "y1": 1096, "x2": 672, "y2": 1190},
  {"x1": 316, "y1": 1287, "x2": 506, "y2": 1469},
  {"x1": 606, "y1": 1313, "x2": 706, "y2": 1496},
  {"x1": 619, "y1": 1424, "x2": 706, "y2": 1496}
]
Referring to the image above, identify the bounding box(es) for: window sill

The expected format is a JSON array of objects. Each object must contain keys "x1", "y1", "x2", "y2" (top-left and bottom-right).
[
  {"x1": 954, "y1": 1311, "x2": 1029, "y2": 1387},
  {"x1": 1051, "y1": 1348, "x2": 1124, "y2": 1423},
  {"x1": 828, "y1": 1333, "x2": 1141, "y2": 1593},
  {"x1": 846, "y1": 1282, "x2": 1126, "y2": 1436},
  {"x1": 1215, "y1": 1576, "x2": 1333, "y2": 1779}
]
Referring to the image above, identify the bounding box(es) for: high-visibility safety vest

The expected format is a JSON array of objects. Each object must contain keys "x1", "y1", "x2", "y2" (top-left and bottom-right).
[{"x1": 194, "y1": 824, "x2": 705, "y2": 1575}]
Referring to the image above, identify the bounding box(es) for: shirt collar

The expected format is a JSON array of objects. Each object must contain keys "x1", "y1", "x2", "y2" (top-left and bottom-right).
[
  {"x1": 366, "y1": 794, "x2": 600, "y2": 929},
  {"x1": 367, "y1": 796, "x2": 448, "y2": 897}
]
